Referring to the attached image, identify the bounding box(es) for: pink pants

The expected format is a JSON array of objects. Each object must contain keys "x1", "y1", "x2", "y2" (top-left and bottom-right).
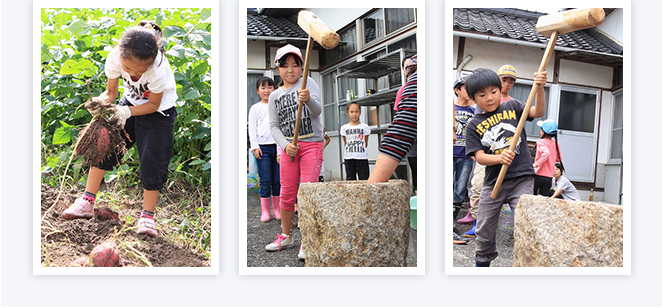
[{"x1": 279, "y1": 141, "x2": 323, "y2": 211}]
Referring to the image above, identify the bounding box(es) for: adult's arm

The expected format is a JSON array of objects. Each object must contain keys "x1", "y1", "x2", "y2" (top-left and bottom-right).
[{"x1": 367, "y1": 72, "x2": 417, "y2": 183}]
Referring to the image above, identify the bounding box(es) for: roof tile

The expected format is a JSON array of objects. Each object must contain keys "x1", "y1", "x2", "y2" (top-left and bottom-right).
[{"x1": 454, "y1": 8, "x2": 622, "y2": 55}]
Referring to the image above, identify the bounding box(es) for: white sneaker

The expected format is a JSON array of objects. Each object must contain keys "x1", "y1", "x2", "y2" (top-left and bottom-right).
[
  {"x1": 265, "y1": 233, "x2": 294, "y2": 251},
  {"x1": 137, "y1": 215, "x2": 158, "y2": 237},
  {"x1": 298, "y1": 244, "x2": 305, "y2": 260},
  {"x1": 62, "y1": 197, "x2": 94, "y2": 220}
]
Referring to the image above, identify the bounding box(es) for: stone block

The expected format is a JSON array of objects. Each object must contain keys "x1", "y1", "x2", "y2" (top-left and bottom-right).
[
  {"x1": 513, "y1": 195, "x2": 623, "y2": 267},
  {"x1": 297, "y1": 180, "x2": 410, "y2": 267}
]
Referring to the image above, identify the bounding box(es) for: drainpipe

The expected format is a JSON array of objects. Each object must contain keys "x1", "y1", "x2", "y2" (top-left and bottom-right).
[
  {"x1": 456, "y1": 54, "x2": 473, "y2": 79},
  {"x1": 247, "y1": 36, "x2": 309, "y2": 42}
]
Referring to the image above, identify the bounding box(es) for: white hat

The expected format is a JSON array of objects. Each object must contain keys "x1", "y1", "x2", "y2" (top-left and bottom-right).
[{"x1": 274, "y1": 44, "x2": 303, "y2": 65}]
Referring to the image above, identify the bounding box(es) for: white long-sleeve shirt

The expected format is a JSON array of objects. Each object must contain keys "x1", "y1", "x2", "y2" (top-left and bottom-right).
[
  {"x1": 248, "y1": 102, "x2": 276, "y2": 152},
  {"x1": 268, "y1": 78, "x2": 323, "y2": 150}
]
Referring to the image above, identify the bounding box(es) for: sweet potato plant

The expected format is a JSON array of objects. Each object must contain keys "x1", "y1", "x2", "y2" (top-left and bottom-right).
[{"x1": 40, "y1": 8, "x2": 211, "y2": 187}]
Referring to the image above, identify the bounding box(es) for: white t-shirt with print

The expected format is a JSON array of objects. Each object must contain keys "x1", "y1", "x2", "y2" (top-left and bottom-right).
[
  {"x1": 105, "y1": 46, "x2": 178, "y2": 111},
  {"x1": 340, "y1": 123, "x2": 371, "y2": 160}
]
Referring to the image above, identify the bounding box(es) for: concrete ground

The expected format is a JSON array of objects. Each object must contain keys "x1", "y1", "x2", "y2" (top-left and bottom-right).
[
  {"x1": 453, "y1": 205, "x2": 515, "y2": 267},
  {"x1": 247, "y1": 192, "x2": 417, "y2": 267}
]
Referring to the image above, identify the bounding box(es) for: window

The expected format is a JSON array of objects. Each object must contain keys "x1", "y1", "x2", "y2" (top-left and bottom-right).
[
  {"x1": 367, "y1": 105, "x2": 394, "y2": 127},
  {"x1": 364, "y1": 8, "x2": 415, "y2": 45},
  {"x1": 364, "y1": 9, "x2": 385, "y2": 44},
  {"x1": 385, "y1": 8, "x2": 415, "y2": 33},
  {"x1": 558, "y1": 90, "x2": 597, "y2": 133},
  {"x1": 610, "y1": 91, "x2": 623, "y2": 160},
  {"x1": 321, "y1": 24, "x2": 357, "y2": 67},
  {"x1": 246, "y1": 73, "x2": 263, "y2": 118},
  {"x1": 387, "y1": 34, "x2": 417, "y2": 53},
  {"x1": 507, "y1": 83, "x2": 550, "y2": 139},
  {"x1": 322, "y1": 72, "x2": 339, "y2": 132}
]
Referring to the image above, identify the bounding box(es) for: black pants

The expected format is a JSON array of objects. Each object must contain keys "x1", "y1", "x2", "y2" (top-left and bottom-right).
[
  {"x1": 533, "y1": 175, "x2": 552, "y2": 196},
  {"x1": 97, "y1": 97, "x2": 177, "y2": 191},
  {"x1": 345, "y1": 159, "x2": 369, "y2": 180}
]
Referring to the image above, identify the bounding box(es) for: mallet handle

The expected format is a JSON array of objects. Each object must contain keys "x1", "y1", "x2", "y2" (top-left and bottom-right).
[
  {"x1": 491, "y1": 31, "x2": 559, "y2": 199},
  {"x1": 290, "y1": 36, "x2": 314, "y2": 162}
]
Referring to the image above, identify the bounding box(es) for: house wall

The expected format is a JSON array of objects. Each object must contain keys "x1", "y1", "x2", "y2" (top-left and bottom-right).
[
  {"x1": 247, "y1": 40, "x2": 321, "y2": 72},
  {"x1": 595, "y1": 89, "x2": 623, "y2": 204},
  {"x1": 457, "y1": 38, "x2": 615, "y2": 89},
  {"x1": 459, "y1": 38, "x2": 554, "y2": 81},
  {"x1": 559, "y1": 59, "x2": 613, "y2": 89},
  {"x1": 247, "y1": 39, "x2": 266, "y2": 70},
  {"x1": 598, "y1": 8, "x2": 624, "y2": 44}
]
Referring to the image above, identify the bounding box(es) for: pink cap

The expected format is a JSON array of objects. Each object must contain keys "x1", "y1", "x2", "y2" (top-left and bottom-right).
[{"x1": 274, "y1": 44, "x2": 303, "y2": 65}]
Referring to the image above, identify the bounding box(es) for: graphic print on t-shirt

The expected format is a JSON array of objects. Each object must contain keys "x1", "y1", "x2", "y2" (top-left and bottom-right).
[
  {"x1": 275, "y1": 90, "x2": 314, "y2": 139},
  {"x1": 344, "y1": 127, "x2": 367, "y2": 154},
  {"x1": 454, "y1": 108, "x2": 474, "y2": 147},
  {"x1": 123, "y1": 77, "x2": 151, "y2": 101},
  {"x1": 476, "y1": 109, "x2": 521, "y2": 155}
]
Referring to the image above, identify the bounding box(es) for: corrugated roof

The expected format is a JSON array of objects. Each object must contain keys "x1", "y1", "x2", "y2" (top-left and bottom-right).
[
  {"x1": 247, "y1": 12, "x2": 308, "y2": 38},
  {"x1": 453, "y1": 8, "x2": 622, "y2": 56}
]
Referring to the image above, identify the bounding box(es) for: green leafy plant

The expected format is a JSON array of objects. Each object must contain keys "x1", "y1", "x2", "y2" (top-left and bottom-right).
[{"x1": 40, "y1": 8, "x2": 211, "y2": 187}]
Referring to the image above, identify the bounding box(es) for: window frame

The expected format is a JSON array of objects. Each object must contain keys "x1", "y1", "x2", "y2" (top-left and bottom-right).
[{"x1": 609, "y1": 89, "x2": 624, "y2": 163}]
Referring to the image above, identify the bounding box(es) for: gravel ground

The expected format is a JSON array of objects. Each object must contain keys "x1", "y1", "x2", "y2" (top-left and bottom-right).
[
  {"x1": 247, "y1": 192, "x2": 417, "y2": 267},
  {"x1": 453, "y1": 205, "x2": 515, "y2": 267}
]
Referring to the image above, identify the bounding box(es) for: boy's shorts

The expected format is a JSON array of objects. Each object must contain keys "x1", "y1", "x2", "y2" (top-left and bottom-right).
[
  {"x1": 97, "y1": 97, "x2": 177, "y2": 191},
  {"x1": 474, "y1": 175, "x2": 534, "y2": 264}
]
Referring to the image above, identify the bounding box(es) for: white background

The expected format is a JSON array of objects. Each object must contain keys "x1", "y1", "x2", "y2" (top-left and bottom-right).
[{"x1": 2, "y1": 0, "x2": 662, "y2": 307}]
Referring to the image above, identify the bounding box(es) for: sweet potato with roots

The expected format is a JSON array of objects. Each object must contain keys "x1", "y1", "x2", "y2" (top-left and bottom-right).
[{"x1": 73, "y1": 101, "x2": 128, "y2": 166}]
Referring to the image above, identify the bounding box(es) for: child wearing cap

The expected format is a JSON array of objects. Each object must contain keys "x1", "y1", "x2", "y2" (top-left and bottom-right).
[
  {"x1": 265, "y1": 44, "x2": 324, "y2": 260},
  {"x1": 550, "y1": 162, "x2": 580, "y2": 200},
  {"x1": 497, "y1": 64, "x2": 517, "y2": 102},
  {"x1": 452, "y1": 75, "x2": 475, "y2": 219},
  {"x1": 533, "y1": 119, "x2": 562, "y2": 196},
  {"x1": 464, "y1": 68, "x2": 547, "y2": 267}
]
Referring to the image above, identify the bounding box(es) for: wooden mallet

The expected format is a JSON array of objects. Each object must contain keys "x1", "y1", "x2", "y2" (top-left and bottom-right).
[
  {"x1": 490, "y1": 8, "x2": 605, "y2": 199},
  {"x1": 288, "y1": 11, "x2": 339, "y2": 161}
]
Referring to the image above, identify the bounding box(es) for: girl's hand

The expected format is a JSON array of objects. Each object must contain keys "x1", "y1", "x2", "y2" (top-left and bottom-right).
[
  {"x1": 111, "y1": 105, "x2": 131, "y2": 128},
  {"x1": 534, "y1": 71, "x2": 547, "y2": 87},
  {"x1": 276, "y1": 154, "x2": 281, "y2": 165},
  {"x1": 85, "y1": 97, "x2": 106, "y2": 116},
  {"x1": 500, "y1": 149, "x2": 515, "y2": 166},
  {"x1": 253, "y1": 148, "x2": 262, "y2": 160},
  {"x1": 285, "y1": 142, "x2": 299, "y2": 157},
  {"x1": 298, "y1": 89, "x2": 310, "y2": 103}
]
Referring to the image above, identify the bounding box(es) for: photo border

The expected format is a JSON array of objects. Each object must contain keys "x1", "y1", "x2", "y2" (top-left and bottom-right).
[
  {"x1": 33, "y1": 0, "x2": 219, "y2": 275},
  {"x1": 444, "y1": 0, "x2": 631, "y2": 275},
  {"x1": 239, "y1": 0, "x2": 426, "y2": 275}
]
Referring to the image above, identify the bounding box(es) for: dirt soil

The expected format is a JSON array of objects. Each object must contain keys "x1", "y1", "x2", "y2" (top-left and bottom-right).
[{"x1": 40, "y1": 184, "x2": 209, "y2": 267}]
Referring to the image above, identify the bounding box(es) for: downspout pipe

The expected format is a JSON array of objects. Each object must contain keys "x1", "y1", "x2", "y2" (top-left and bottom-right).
[{"x1": 456, "y1": 54, "x2": 473, "y2": 79}]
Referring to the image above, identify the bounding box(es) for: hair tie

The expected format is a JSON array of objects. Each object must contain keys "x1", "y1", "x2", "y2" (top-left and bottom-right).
[{"x1": 144, "y1": 23, "x2": 154, "y2": 30}]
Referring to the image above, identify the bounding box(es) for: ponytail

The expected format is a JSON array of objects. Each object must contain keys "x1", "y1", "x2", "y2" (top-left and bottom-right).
[
  {"x1": 553, "y1": 134, "x2": 565, "y2": 172},
  {"x1": 120, "y1": 21, "x2": 165, "y2": 66}
]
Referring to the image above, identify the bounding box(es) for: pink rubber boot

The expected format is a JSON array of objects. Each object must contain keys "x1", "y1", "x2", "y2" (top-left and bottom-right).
[
  {"x1": 457, "y1": 201, "x2": 474, "y2": 224},
  {"x1": 272, "y1": 196, "x2": 281, "y2": 220},
  {"x1": 260, "y1": 197, "x2": 271, "y2": 223}
]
